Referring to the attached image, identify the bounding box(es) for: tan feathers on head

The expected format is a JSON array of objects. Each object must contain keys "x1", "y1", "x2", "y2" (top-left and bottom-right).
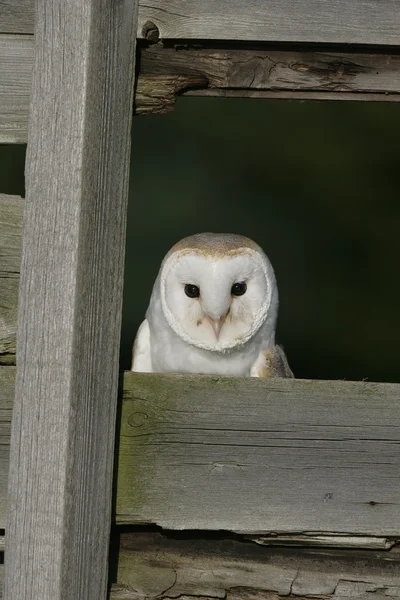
[{"x1": 167, "y1": 232, "x2": 260, "y2": 259}]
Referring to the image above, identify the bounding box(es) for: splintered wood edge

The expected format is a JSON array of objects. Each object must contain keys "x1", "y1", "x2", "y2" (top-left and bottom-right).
[{"x1": 108, "y1": 531, "x2": 400, "y2": 600}]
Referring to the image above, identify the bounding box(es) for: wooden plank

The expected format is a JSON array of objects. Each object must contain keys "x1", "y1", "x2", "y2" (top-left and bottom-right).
[
  {"x1": 2, "y1": 368, "x2": 400, "y2": 537},
  {"x1": 0, "y1": 35, "x2": 32, "y2": 143},
  {"x1": 3, "y1": 39, "x2": 400, "y2": 143},
  {"x1": 3, "y1": 0, "x2": 139, "y2": 598},
  {"x1": 138, "y1": 0, "x2": 400, "y2": 45},
  {"x1": 0, "y1": 195, "x2": 23, "y2": 365},
  {"x1": 117, "y1": 372, "x2": 400, "y2": 535},
  {"x1": 136, "y1": 44, "x2": 400, "y2": 114},
  {"x1": 2, "y1": 368, "x2": 400, "y2": 539},
  {"x1": 0, "y1": 0, "x2": 34, "y2": 34},
  {"x1": 3, "y1": 0, "x2": 400, "y2": 45},
  {"x1": 110, "y1": 532, "x2": 400, "y2": 600}
]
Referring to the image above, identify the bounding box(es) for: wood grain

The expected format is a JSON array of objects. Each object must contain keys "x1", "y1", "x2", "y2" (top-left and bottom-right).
[
  {"x1": 0, "y1": 1, "x2": 34, "y2": 34},
  {"x1": 138, "y1": 0, "x2": 400, "y2": 45},
  {"x1": 0, "y1": 35, "x2": 32, "y2": 143},
  {"x1": 117, "y1": 372, "x2": 400, "y2": 535},
  {"x1": 110, "y1": 531, "x2": 400, "y2": 600},
  {"x1": 3, "y1": 37, "x2": 400, "y2": 143},
  {"x1": 136, "y1": 44, "x2": 400, "y2": 114},
  {"x1": 2, "y1": 369, "x2": 400, "y2": 540},
  {"x1": 3, "y1": 0, "x2": 139, "y2": 598},
  {"x1": 0, "y1": 195, "x2": 23, "y2": 364},
  {"x1": 3, "y1": 531, "x2": 400, "y2": 599},
  {"x1": 3, "y1": 0, "x2": 400, "y2": 45},
  {"x1": 0, "y1": 367, "x2": 14, "y2": 529}
]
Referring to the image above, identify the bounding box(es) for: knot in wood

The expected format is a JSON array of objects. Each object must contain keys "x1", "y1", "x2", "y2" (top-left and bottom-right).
[
  {"x1": 142, "y1": 21, "x2": 160, "y2": 43},
  {"x1": 128, "y1": 411, "x2": 148, "y2": 428}
]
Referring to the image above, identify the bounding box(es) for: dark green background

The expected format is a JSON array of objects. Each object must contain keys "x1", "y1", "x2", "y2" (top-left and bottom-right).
[{"x1": 2, "y1": 97, "x2": 400, "y2": 382}]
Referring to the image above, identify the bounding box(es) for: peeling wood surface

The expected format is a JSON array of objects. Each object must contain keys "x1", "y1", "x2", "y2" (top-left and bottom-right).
[
  {"x1": 136, "y1": 44, "x2": 400, "y2": 114},
  {"x1": 117, "y1": 372, "x2": 400, "y2": 534},
  {"x1": 3, "y1": 37, "x2": 400, "y2": 143},
  {"x1": 247, "y1": 534, "x2": 397, "y2": 550},
  {"x1": 0, "y1": 35, "x2": 32, "y2": 143},
  {"x1": 2, "y1": 368, "x2": 400, "y2": 538},
  {"x1": 0, "y1": 195, "x2": 23, "y2": 364},
  {"x1": 4, "y1": 0, "x2": 400, "y2": 45},
  {"x1": 110, "y1": 531, "x2": 400, "y2": 600}
]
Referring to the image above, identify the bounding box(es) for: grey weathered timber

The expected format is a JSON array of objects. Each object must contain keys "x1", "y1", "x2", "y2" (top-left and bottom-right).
[
  {"x1": 3, "y1": 0, "x2": 400, "y2": 45},
  {"x1": 0, "y1": 195, "x2": 23, "y2": 364},
  {"x1": 138, "y1": 0, "x2": 400, "y2": 45},
  {"x1": 3, "y1": 0, "x2": 139, "y2": 598},
  {"x1": 0, "y1": 35, "x2": 32, "y2": 143},
  {"x1": 2, "y1": 367, "x2": 400, "y2": 545},
  {"x1": 117, "y1": 372, "x2": 400, "y2": 535},
  {"x1": 110, "y1": 532, "x2": 400, "y2": 600},
  {"x1": 3, "y1": 39, "x2": 400, "y2": 144},
  {"x1": 0, "y1": 367, "x2": 14, "y2": 528},
  {"x1": 0, "y1": 0, "x2": 34, "y2": 34}
]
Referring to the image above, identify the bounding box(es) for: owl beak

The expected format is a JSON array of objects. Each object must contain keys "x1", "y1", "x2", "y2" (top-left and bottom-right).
[{"x1": 206, "y1": 313, "x2": 228, "y2": 341}]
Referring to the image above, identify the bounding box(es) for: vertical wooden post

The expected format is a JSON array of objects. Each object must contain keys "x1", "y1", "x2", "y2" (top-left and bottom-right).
[{"x1": 4, "y1": 0, "x2": 139, "y2": 598}]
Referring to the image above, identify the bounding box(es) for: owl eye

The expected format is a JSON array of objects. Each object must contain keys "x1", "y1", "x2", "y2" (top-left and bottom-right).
[
  {"x1": 184, "y1": 284, "x2": 200, "y2": 298},
  {"x1": 231, "y1": 282, "x2": 247, "y2": 296}
]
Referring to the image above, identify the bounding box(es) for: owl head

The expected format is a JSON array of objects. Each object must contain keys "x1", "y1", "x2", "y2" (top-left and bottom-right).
[{"x1": 152, "y1": 233, "x2": 279, "y2": 352}]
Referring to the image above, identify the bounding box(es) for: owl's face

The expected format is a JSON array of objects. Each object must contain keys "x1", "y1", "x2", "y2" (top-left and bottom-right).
[{"x1": 159, "y1": 244, "x2": 277, "y2": 352}]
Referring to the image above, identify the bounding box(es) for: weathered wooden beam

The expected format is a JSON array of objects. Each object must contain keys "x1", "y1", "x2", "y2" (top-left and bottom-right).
[
  {"x1": 116, "y1": 372, "x2": 400, "y2": 535},
  {"x1": 2, "y1": 532, "x2": 400, "y2": 600},
  {"x1": 3, "y1": 0, "x2": 400, "y2": 46},
  {"x1": 136, "y1": 44, "x2": 400, "y2": 114},
  {"x1": 138, "y1": 0, "x2": 400, "y2": 46},
  {"x1": 0, "y1": 35, "x2": 32, "y2": 143},
  {"x1": 110, "y1": 531, "x2": 400, "y2": 600},
  {"x1": 0, "y1": 195, "x2": 23, "y2": 365},
  {"x1": 2, "y1": 368, "x2": 400, "y2": 539},
  {"x1": 3, "y1": 0, "x2": 139, "y2": 598},
  {"x1": 0, "y1": 1, "x2": 34, "y2": 34},
  {"x1": 2, "y1": 37, "x2": 400, "y2": 144}
]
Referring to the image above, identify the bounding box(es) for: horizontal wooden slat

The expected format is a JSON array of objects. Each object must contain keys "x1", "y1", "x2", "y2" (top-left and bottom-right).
[
  {"x1": 136, "y1": 44, "x2": 400, "y2": 114},
  {"x1": 0, "y1": 35, "x2": 32, "y2": 143},
  {"x1": 3, "y1": 36, "x2": 400, "y2": 143},
  {"x1": 0, "y1": 195, "x2": 23, "y2": 364},
  {"x1": 3, "y1": 0, "x2": 400, "y2": 46},
  {"x1": 0, "y1": 0, "x2": 34, "y2": 34},
  {"x1": 0, "y1": 367, "x2": 400, "y2": 536},
  {"x1": 110, "y1": 532, "x2": 400, "y2": 600},
  {"x1": 2, "y1": 369, "x2": 400, "y2": 537},
  {"x1": 137, "y1": 0, "x2": 400, "y2": 45},
  {"x1": 117, "y1": 373, "x2": 400, "y2": 534},
  {"x1": 2, "y1": 368, "x2": 400, "y2": 536},
  {"x1": 2, "y1": 531, "x2": 400, "y2": 598}
]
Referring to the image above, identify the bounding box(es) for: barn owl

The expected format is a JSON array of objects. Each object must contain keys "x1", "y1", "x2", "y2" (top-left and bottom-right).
[{"x1": 131, "y1": 233, "x2": 293, "y2": 378}]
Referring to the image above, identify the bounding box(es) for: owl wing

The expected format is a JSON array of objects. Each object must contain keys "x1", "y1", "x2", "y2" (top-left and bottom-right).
[
  {"x1": 131, "y1": 319, "x2": 153, "y2": 372},
  {"x1": 251, "y1": 345, "x2": 294, "y2": 378}
]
